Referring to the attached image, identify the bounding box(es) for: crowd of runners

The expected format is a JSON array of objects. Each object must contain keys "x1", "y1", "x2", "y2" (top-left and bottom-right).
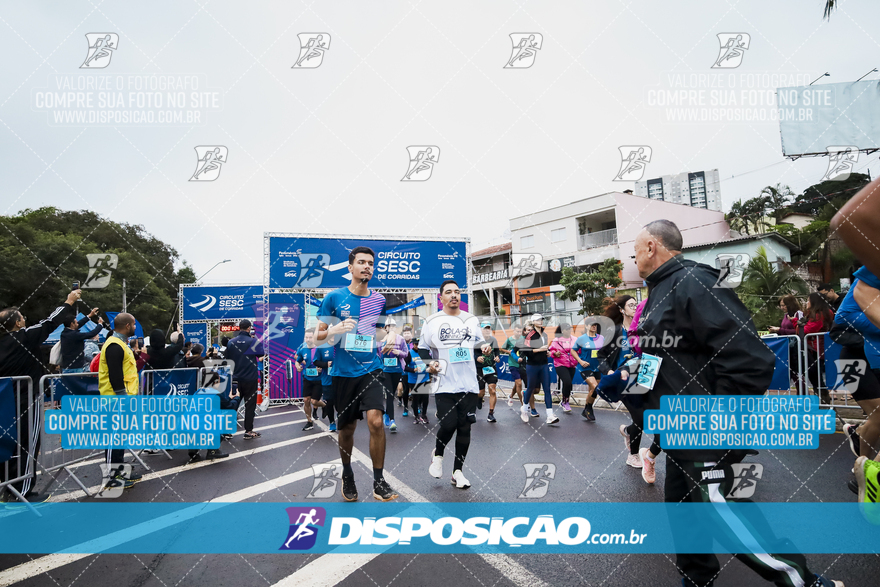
[{"x1": 282, "y1": 183, "x2": 880, "y2": 586}]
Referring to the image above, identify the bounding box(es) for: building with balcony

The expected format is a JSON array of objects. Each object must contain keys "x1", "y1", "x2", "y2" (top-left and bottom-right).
[
  {"x1": 509, "y1": 191, "x2": 731, "y2": 298},
  {"x1": 469, "y1": 242, "x2": 514, "y2": 317},
  {"x1": 634, "y1": 169, "x2": 722, "y2": 211}
]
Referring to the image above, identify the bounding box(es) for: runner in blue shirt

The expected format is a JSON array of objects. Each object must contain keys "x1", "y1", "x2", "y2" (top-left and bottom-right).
[
  {"x1": 314, "y1": 343, "x2": 335, "y2": 432},
  {"x1": 315, "y1": 246, "x2": 398, "y2": 502},
  {"x1": 572, "y1": 320, "x2": 605, "y2": 422},
  {"x1": 295, "y1": 328, "x2": 327, "y2": 432}
]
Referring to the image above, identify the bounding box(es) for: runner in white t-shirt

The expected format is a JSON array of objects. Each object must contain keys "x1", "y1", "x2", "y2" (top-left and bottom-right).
[{"x1": 419, "y1": 279, "x2": 490, "y2": 489}]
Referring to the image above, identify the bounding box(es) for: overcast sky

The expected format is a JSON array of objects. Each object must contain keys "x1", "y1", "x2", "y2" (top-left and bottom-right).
[{"x1": 3, "y1": 1, "x2": 879, "y2": 286}]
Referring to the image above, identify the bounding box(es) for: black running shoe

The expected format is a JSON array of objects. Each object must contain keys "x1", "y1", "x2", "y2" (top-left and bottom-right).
[
  {"x1": 303, "y1": 422, "x2": 314, "y2": 431},
  {"x1": 206, "y1": 449, "x2": 229, "y2": 460},
  {"x1": 372, "y1": 478, "x2": 399, "y2": 502},
  {"x1": 844, "y1": 423, "x2": 860, "y2": 458},
  {"x1": 582, "y1": 404, "x2": 595, "y2": 422},
  {"x1": 487, "y1": 412, "x2": 496, "y2": 423},
  {"x1": 341, "y1": 474, "x2": 358, "y2": 502}
]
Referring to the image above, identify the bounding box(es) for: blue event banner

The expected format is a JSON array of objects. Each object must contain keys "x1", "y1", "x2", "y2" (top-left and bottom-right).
[
  {"x1": 267, "y1": 236, "x2": 467, "y2": 290},
  {"x1": 0, "y1": 503, "x2": 876, "y2": 554},
  {"x1": 645, "y1": 395, "x2": 836, "y2": 450},
  {"x1": 181, "y1": 285, "x2": 264, "y2": 321},
  {"x1": 182, "y1": 323, "x2": 208, "y2": 352},
  {"x1": 44, "y1": 394, "x2": 236, "y2": 450}
]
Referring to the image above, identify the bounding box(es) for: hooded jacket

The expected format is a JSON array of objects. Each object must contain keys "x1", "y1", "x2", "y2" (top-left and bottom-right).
[
  {"x1": 144, "y1": 329, "x2": 184, "y2": 370},
  {"x1": 636, "y1": 256, "x2": 774, "y2": 462}
]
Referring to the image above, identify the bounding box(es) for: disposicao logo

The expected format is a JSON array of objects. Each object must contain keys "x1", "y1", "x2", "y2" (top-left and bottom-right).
[{"x1": 280, "y1": 507, "x2": 326, "y2": 550}]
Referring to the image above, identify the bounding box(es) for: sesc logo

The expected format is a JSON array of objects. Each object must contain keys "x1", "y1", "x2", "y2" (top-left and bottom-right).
[{"x1": 280, "y1": 507, "x2": 326, "y2": 550}]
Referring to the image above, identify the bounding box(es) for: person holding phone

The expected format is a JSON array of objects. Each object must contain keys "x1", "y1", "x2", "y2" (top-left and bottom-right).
[{"x1": 0, "y1": 289, "x2": 79, "y2": 504}]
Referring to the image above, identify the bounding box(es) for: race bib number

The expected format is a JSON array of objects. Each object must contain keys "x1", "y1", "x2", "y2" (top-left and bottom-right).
[
  {"x1": 591, "y1": 350, "x2": 598, "y2": 358},
  {"x1": 384, "y1": 357, "x2": 398, "y2": 367},
  {"x1": 635, "y1": 353, "x2": 662, "y2": 390},
  {"x1": 482, "y1": 366, "x2": 495, "y2": 375},
  {"x1": 414, "y1": 360, "x2": 426, "y2": 373},
  {"x1": 305, "y1": 367, "x2": 318, "y2": 378},
  {"x1": 344, "y1": 333, "x2": 373, "y2": 353},
  {"x1": 449, "y1": 347, "x2": 472, "y2": 364}
]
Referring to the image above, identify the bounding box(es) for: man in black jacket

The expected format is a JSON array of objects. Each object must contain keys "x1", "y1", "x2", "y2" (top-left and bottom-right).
[
  {"x1": 60, "y1": 307, "x2": 105, "y2": 372},
  {"x1": 0, "y1": 290, "x2": 79, "y2": 503},
  {"x1": 634, "y1": 220, "x2": 841, "y2": 587},
  {"x1": 225, "y1": 320, "x2": 262, "y2": 439}
]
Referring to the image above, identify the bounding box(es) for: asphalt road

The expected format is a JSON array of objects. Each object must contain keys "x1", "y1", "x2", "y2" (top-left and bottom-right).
[{"x1": 0, "y1": 391, "x2": 873, "y2": 587}]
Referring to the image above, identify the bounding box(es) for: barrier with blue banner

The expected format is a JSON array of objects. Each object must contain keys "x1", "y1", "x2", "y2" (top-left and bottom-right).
[
  {"x1": 183, "y1": 323, "x2": 209, "y2": 353},
  {"x1": 180, "y1": 284, "x2": 264, "y2": 322},
  {"x1": 0, "y1": 378, "x2": 18, "y2": 464},
  {"x1": 266, "y1": 234, "x2": 468, "y2": 290},
  {"x1": 49, "y1": 372, "x2": 100, "y2": 401},
  {"x1": 149, "y1": 368, "x2": 201, "y2": 396},
  {"x1": 762, "y1": 335, "x2": 798, "y2": 393}
]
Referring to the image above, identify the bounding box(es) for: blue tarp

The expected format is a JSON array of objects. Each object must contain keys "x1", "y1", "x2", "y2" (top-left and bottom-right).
[{"x1": 44, "y1": 313, "x2": 103, "y2": 344}]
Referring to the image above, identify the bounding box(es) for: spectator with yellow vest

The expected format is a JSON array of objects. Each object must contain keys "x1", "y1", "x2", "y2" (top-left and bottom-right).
[{"x1": 98, "y1": 313, "x2": 142, "y2": 488}]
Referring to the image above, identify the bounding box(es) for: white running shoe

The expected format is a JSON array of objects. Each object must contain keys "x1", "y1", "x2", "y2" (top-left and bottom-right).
[
  {"x1": 639, "y1": 448, "x2": 656, "y2": 484},
  {"x1": 507, "y1": 396, "x2": 515, "y2": 407},
  {"x1": 520, "y1": 404, "x2": 530, "y2": 423},
  {"x1": 546, "y1": 410, "x2": 560, "y2": 425},
  {"x1": 625, "y1": 453, "x2": 642, "y2": 468},
  {"x1": 429, "y1": 449, "x2": 443, "y2": 478},
  {"x1": 451, "y1": 469, "x2": 471, "y2": 489},
  {"x1": 619, "y1": 424, "x2": 631, "y2": 452}
]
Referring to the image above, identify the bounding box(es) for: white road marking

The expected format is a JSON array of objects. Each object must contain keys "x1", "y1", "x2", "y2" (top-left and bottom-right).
[
  {"x1": 51, "y1": 432, "x2": 331, "y2": 502},
  {"x1": 271, "y1": 421, "x2": 550, "y2": 587},
  {"x1": 0, "y1": 458, "x2": 340, "y2": 587}
]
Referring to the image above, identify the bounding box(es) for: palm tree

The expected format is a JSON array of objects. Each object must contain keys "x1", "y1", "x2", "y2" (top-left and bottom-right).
[
  {"x1": 737, "y1": 246, "x2": 808, "y2": 329},
  {"x1": 759, "y1": 183, "x2": 795, "y2": 221}
]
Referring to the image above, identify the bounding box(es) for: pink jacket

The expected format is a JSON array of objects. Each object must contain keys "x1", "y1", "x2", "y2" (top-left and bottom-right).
[
  {"x1": 549, "y1": 335, "x2": 578, "y2": 368},
  {"x1": 629, "y1": 299, "x2": 648, "y2": 356}
]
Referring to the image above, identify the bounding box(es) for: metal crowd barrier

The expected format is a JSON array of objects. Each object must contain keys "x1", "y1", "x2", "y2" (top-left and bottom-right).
[
  {"x1": 760, "y1": 334, "x2": 803, "y2": 397},
  {"x1": 38, "y1": 370, "x2": 185, "y2": 501},
  {"x1": 139, "y1": 367, "x2": 204, "y2": 396},
  {"x1": 0, "y1": 376, "x2": 44, "y2": 515},
  {"x1": 803, "y1": 332, "x2": 857, "y2": 409}
]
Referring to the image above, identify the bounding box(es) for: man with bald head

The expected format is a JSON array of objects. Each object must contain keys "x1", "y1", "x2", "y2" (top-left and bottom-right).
[
  {"x1": 633, "y1": 220, "x2": 839, "y2": 587},
  {"x1": 98, "y1": 312, "x2": 142, "y2": 488}
]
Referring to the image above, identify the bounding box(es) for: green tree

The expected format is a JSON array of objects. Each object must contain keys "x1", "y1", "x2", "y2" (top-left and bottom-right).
[
  {"x1": 557, "y1": 259, "x2": 623, "y2": 316},
  {"x1": 0, "y1": 207, "x2": 196, "y2": 332},
  {"x1": 736, "y1": 246, "x2": 808, "y2": 330}
]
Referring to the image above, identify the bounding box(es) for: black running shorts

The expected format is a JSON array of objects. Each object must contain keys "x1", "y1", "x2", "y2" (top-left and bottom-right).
[
  {"x1": 333, "y1": 370, "x2": 386, "y2": 428},
  {"x1": 302, "y1": 378, "x2": 323, "y2": 400}
]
